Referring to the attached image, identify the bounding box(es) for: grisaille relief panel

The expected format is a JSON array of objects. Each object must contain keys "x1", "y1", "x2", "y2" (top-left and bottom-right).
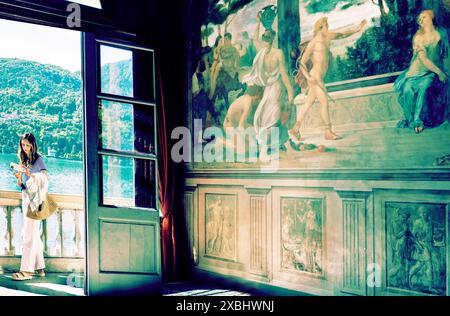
[
  {"x1": 281, "y1": 197, "x2": 323, "y2": 275},
  {"x1": 205, "y1": 194, "x2": 237, "y2": 260},
  {"x1": 386, "y1": 202, "x2": 446, "y2": 295}
]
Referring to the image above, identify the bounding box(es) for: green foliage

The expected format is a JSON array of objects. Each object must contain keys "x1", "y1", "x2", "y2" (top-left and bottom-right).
[
  {"x1": 0, "y1": 58, "x2": 84, "y2": 159},
  {"x1": 325, "y1": 17, "x2": 415, "y2": 82},
  {"x1": 302, "y1": 0, "x2": 363, "y2": 14},
  {"x1": 207, "y1": 0, "x2": 255, "y2": 25},
  {"x1": 0, "y1": 58, "x2": 134, "y2": 161},
  {"x1": 100, "y1": 60, "x2": 133, "y2": 97}
]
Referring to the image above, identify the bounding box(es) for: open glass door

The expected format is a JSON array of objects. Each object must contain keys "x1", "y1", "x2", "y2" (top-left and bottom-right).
[{"x1": 82, "y1": 33, "x2": 161, "y2": 295}]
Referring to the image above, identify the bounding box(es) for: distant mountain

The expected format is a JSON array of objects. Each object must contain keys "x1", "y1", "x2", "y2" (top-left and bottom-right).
[
  {"x1": 101, "y1": 60, "x2": 133, "y2": 97},
  {"x1": 0, "y1": 58, "x2": 132, "y2": 160}
]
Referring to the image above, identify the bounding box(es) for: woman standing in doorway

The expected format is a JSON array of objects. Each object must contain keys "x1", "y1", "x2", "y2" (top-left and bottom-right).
[{"x1": 12, "y1": 133, "x2": 48, "y2": 281}]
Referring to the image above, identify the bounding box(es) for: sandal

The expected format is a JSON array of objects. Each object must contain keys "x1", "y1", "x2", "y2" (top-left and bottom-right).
[
  {"x1": 12, "y1": 271, "x2": 33, "y2": 281},
  {"x1": 35, "y1": 269, "x2": 46, "y2": 277},
  {"x1": 414, "y1": 123, "x2": 424, "y2": 134},
  {"x1": 324, "y1": 129, "x2": 342, "y2": 140}
]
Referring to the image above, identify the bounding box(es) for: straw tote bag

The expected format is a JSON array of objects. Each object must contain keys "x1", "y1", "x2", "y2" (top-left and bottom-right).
[{"x1": 27, "y1": 194, "x2": 58, "y2": 220}]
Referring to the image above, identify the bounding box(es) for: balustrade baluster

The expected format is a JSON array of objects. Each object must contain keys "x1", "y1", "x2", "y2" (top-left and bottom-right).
[
  {"x1": 62, "y1": 210, "x2": 76, "y2": 257},
  {"x1": 45, "y1": 211, "x2": 60, "y2": 256},
  {"x1": 75, "y1": 210, "x2": 84, "y2": 257},
  {"x1": 11, "y1": 206, "x2": 22, "y2": 256},
  {"x1": 7, "y1": 206, "x2": 14, "y2": 256},
  {"x1": 42, "y1": 219, "x2": 48, "y2": 256},
  {"x1": 0, "y1": 207, "x2": 7, "y2": 255},
  {"x1": 58, "y1": 209, "x2": 64, "y2": 257}
]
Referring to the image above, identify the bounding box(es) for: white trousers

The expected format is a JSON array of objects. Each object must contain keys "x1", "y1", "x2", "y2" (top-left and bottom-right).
[{"x1": 20, "y1": 199, "x2": 45, "y2": 272}]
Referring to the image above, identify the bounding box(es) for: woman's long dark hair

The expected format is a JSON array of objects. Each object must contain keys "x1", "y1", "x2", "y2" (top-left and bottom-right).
[{"x1": 18, "y1": 132, "x2": 40, "y2": 166}]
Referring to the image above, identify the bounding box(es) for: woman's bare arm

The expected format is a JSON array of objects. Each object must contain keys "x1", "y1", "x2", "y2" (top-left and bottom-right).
[
  {"x1": 253, "y1": 14, "x2": 263, "y2": 52},
  {"x1": 24, "y1": 169, "x2": 48, "y2": 180},
  {"x1": 14, "y1": 171, "x2": 22, "y2": 187},
  {"x1": 418, "y1": 50, "x2": 448, "y2": 82}
]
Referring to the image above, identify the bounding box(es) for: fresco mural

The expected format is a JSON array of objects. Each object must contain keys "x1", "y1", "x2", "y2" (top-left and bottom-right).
[
  {"x1": 205, "y1": 194, "x2": 237, "y2": 260},
  {"x1": 189, "y1": 0, "x2": 450, "y2": 170},
  {"x1": 386, "y1": 202, "x2": 446, "y2": 295},
  {"x1": 280, "y1": 197, "x2": 323, "y2": 275}
]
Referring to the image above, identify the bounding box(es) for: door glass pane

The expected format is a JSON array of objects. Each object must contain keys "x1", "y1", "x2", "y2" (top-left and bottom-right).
[
  {"x1": 99, "y1": 100, "x2": 155, "y2": 154},
  {"x1": 133, "y1": 49, "x2": 155, "y2": 102},
  {"x1": 99, "y1": 100, "x2": 133, "y2": 152},
  {"x1": 101, "y1": 155, "x2": 156, "y2": 209},
  {"x1": 100, "y1": 45, "x2": 133, "y2": 97}
]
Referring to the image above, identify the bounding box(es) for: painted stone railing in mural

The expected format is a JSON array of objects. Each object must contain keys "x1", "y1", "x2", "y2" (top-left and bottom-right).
[
  {"x1": 0, "y1": 190, "x2": 84, "y2": 258},
  {"x1": 293, "y1": 72, "x2": 404, "y2": 134}
]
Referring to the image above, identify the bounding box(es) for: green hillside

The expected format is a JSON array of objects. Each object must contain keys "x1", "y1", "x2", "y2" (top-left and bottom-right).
[
  {"x1": 0, "y1": 58, "x2": 132, "y2": 160},
  {"x1": 0, "y1": 58, "x2": 82, "y2": 159}
]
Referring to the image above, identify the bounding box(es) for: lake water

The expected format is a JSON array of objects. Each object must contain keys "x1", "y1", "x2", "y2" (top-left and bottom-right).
[{"x1": 0, "y1": 153, "x2": 84, "y2": 195}]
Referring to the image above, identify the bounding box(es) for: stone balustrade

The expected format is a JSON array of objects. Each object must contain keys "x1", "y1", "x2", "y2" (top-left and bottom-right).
[{"x1": 0, "y1": 190, "x2": 84, "y2": 259}]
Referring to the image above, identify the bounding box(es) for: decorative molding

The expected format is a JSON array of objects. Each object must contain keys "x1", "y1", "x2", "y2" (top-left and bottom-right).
[
  {"x1": 245, "y1": 186, "x2": 271, "y2": 196},
  {"x1": 183, "y1": 191, "x2": 197, "y2": 265},
  {"x1": 249, "y1": 194, "x2": 267, "y2": 276},
  {"x1": 341, "y1": 198, "x2": 366, "y2": 295},
  {"x1": 184, "y1": 184, "x2": 198, "y2": 191},
  {"x1": 337, "y1": 189, "x2": 371, "y2": 296},
  {"x1": 185, "y1": 168, "x2": 450, "y2": 182},
  {"x1": 336, "y1": 189, "x2": 372, "y2": 199}
]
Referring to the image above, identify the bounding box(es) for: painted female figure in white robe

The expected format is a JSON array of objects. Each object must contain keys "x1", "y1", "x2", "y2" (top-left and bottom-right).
[{"x1": 242, "y1": 14, "x2": 293, "y2": 155}]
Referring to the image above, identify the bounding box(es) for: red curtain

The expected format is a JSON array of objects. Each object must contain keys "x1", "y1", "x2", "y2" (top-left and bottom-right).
[{"x1": 157, "y1": 68, "x2": 178, "y2": 281}]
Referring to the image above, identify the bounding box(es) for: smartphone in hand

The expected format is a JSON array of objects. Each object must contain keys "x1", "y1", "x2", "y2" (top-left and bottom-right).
[{"x1": 10, "y1": 162, "x2": 28, "y2": 173}]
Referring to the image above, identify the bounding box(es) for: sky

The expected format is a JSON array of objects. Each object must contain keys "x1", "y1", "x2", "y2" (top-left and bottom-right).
[
  {"x1": 0, "y1": 14, "x2": 131, "y2": 73},
  {"x1": 0, "y1": 19, "x2": 82, "y2": 72},
  {"x1": 69, "y1": 0, "x2": 102, "y2": 9},
  {"x1": 208, "y1": 0, "x2": 381, "y2": 51}
]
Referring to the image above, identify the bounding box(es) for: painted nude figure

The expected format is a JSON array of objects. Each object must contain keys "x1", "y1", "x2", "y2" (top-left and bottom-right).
[
  {"x1": 223, "y1": 85, "x2": 263, "y2": 129},
  {"x1": 289, "y1": 17, "x2": 367, "y2": 143}
]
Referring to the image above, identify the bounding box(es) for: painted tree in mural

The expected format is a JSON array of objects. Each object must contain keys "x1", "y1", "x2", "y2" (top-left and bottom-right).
[
  {"x1": 204, "y1": 0, "x2": 255, "y2": 25},
  {"x1": 193, "y1": 0, "x2": 449, "y2": 81},
  {"x1": 195, "y1": 0, "x2": 300, "y2": 76},
  {"x1": 191, "y1": 0, "x2": 256, "y2": 61},
  {"x1": 319, "y1": 0, "x2": 450, "y2": 81},
  {"x1": 301, "y1": 0, "x2": 365, "y2": 13},
  {"x1": 278, "y1": 0, "x2": 300, "y2": 76}
]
